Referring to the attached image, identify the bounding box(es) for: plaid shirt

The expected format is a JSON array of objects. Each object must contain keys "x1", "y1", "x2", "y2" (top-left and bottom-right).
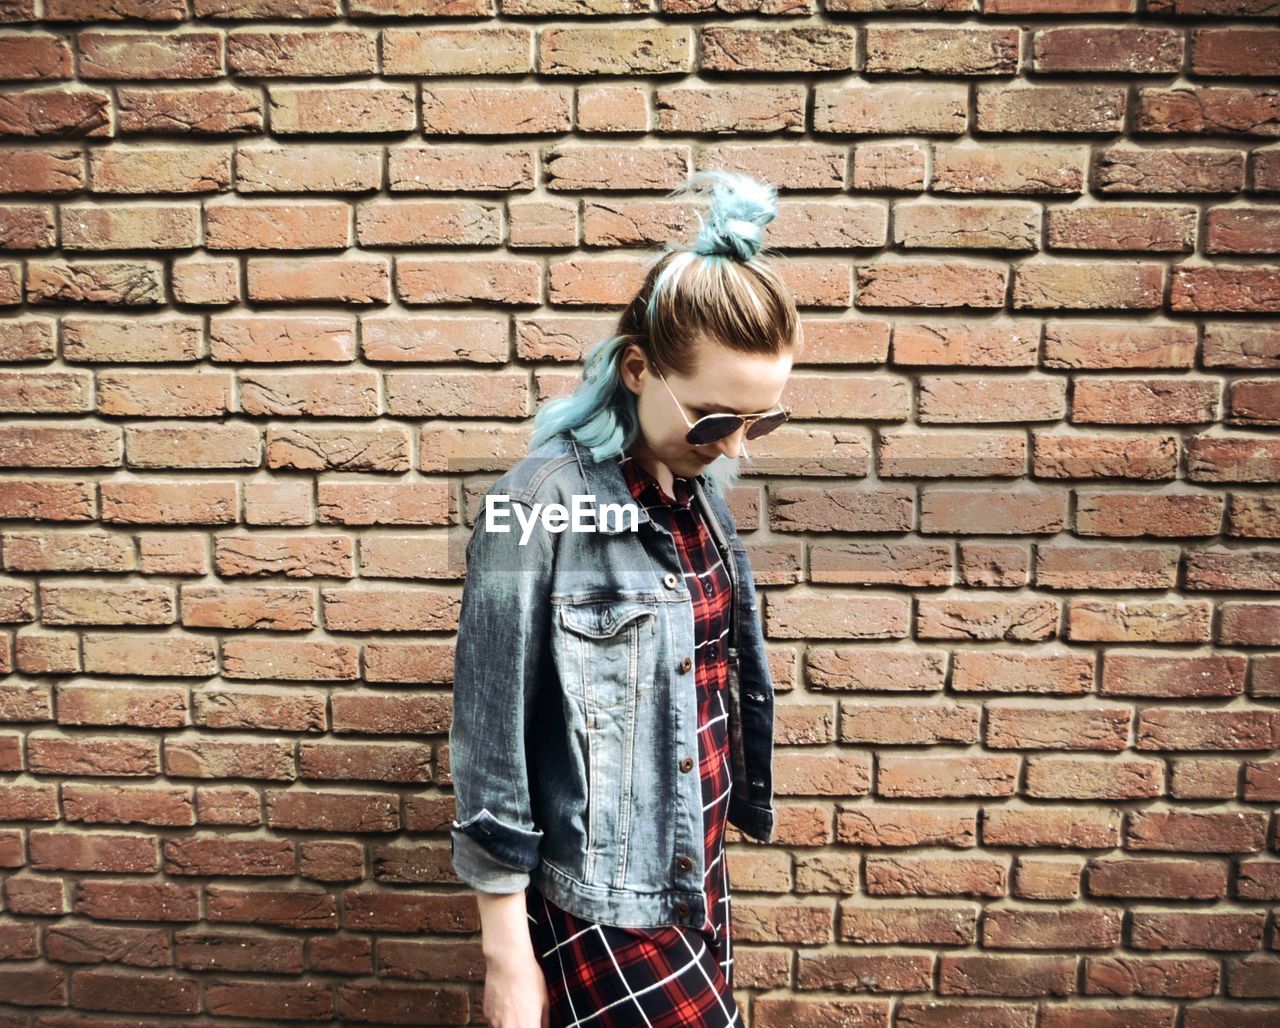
[{"x1": 524, "y1": 452, "x2": 740, "y2": 1026}]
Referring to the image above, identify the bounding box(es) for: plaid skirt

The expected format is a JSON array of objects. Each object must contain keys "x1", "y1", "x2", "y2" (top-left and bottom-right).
[{"x1": 525, "y1": 682, "x2": 739, "y2": 1028}]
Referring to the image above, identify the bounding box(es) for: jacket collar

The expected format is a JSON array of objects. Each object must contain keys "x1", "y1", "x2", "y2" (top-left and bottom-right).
[{"x1": 569, "y1": 436, "x2": 714, "y2": 536}]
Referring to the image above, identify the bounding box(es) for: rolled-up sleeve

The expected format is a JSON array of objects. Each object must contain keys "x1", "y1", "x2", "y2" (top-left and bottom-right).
[{"x1": 449, "y1": 493, "x2": 553, "y2": 894}]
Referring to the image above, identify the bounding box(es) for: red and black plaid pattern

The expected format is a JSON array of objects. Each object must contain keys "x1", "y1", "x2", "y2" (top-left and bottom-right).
[{"x1": 524, "y1": 453, "x2": 739, "y2": 1027}]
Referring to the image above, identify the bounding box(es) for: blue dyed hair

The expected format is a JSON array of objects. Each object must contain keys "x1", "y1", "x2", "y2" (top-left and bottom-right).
[{"x1": 528, "y1": 169, "x2": 799, "y2": 496}]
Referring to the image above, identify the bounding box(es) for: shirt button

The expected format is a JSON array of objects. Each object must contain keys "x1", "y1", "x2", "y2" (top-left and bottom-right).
[
  {"x1": 702, "y1": 580, "x2": 713, "y2": 596},
  {"x1": 663, "y1": 573, "x2": 679, "y2": 589},
  {"x1": 679, "y1": 756, "x2": 694, "y2": 773},
  {"x1": 680, "y1": 656, "x2": 692, "y2": 673},
  {"x1": 708, "y1": 642, "x2": 717, "y2": 659},
  {"x1": 674, "y1": 901, "x2": 690, "y2": 919},
  {"x1": 676, "y1": 855, "x2": 694, "y2": 873}
]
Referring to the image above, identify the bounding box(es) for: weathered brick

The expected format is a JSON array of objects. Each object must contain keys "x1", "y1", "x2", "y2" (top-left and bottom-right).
[
  {"x1": 815, "y1": 84, "x2": 967, "y2": 135},
  {"x1": 866, "y1": 26, "x2": 1016, "y2": 75},
  {"x1": 1033, "y1": 27, "x2": 1182, "y2": 74}
]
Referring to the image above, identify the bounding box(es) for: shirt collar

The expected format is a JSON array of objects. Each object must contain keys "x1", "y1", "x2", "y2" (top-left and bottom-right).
[{"x1": 617, "y1": 453, "x2": 693, "y2": 510}]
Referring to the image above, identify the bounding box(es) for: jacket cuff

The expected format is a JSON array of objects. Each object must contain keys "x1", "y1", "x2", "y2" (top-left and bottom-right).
[{"x1": 450, "y1": 808, "x2": 544, "y2": 894}]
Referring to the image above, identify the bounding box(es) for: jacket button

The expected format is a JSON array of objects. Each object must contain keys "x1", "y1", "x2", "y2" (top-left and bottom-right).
[
  {"x1": 663, "y1": 573, "x2": 679, "y2": 588},
  {"x1": 679, "y1": 756, "x2": 694, "y2": 773},
  {"x1": 680, "y1": 656, "x2": 692, "y2": 673},
  {"x1": 674, "y1": 901, "x2": 690, "y2": 919},
  {"x1": 676, "y1": 854, "x2": 694, "y2": 873}
]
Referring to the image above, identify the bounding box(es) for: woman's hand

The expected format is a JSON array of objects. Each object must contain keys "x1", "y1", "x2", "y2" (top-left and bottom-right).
[{"x1": 484, "y1": 947, "x2": 550, "y2": 1028}]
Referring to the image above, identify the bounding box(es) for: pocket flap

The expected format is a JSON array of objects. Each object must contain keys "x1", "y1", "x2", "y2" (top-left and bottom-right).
[{"x1": 559, "y1": 600, "x2": 655, "y2": 639}]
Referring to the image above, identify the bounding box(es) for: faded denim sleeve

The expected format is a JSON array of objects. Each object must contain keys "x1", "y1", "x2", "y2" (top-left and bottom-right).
[{"x1": 449, "y1": 495, "x2": 552, "y2": 894}]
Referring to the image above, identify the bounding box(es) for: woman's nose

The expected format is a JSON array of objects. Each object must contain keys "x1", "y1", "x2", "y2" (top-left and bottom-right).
[{"x1": 713, "y1": 426, "x2": 746, "y2": 460}]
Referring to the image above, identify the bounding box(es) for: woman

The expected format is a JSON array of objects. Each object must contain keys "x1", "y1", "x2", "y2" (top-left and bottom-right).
[{"x1": 450, "y1": 169, "x2": 800, "y2": 1028}]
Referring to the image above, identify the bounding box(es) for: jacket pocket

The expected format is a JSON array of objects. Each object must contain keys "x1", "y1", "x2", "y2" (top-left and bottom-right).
[
  {"x1": 553, "y1": 596, "x2": 658, "y2": 876},
  {"x1": 555, "y1": 597, "x2": 657, "y2": 708}
]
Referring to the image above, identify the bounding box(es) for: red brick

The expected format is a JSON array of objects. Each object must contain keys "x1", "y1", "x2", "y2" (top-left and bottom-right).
[
  {"x1": 816, "y1": 83, "x2": 966, "y2": 136},
  {"x1": 1073, "y1": 376, "x2": 1220, "y2": 424},
  {"x1": 846, "y1": 142, "x2": 924, "y2": 194},
  {"x1": 979, "y1": 84, "x2": 1126, "y2": 134},
  {"x1": 163, "y1": 835, "x2": 294, "y2": 877},
  {"x1": 1044, "y1": 322, "x2": 1196, "y2": 371},
  {"x1": 1248, "y1": 148, "x2": 1280, "y2": 192},
  {"x1": 1014, "y1": 260, "x2": 1163, "y2": 311},
  {"x1": 69, "y1": 969, "x2": 199, "y2": 1014},
  {"x1": 0, "y1": 424, "x2": 121, "y2": 468},
  {"x1": 206, "y1": 885, "x2": 338, "y2": 930},
  {"x1": 423, "y1": 85, "x2": 570, "y2": 136},
  {"x1": 1207, "y1": 209, "x2": 1280, "y2": 259},
  {"x1": 868, "y1": 26, "x2": 1015, "y2": 75},
  {"x1": 1218, "y1": 602, "x2": 1280, "y2": 646},
  {"x1": 858, "y1": 261, "x2": 1007, "y2": 310},
  {"x1": 205, "y1": 978, "x2": 333, "y2": 1020},
  {"x1": 1192, "y1": 28, "x2": 1280, "y2": 78},
  {"x1": 81, "y1": 631, "x2": 217, "y2": 677},
  {"x1": 1025, "y1": 756, "x2": 1163, "y2": 800},
  {"x1": 0, "y1": 33, "x2": 73, "y2": 80},
  {"x1": 1227, "y1": 379, "x2": 1280, "y2": 430},
  {"x1": 896, "y1": 200, "x2": 1034, "y2": 250},
  {"x1": 1044, "y1": 203, "x2": 1192, "y2": 253},
  {"x1": 1171, "y1": 266, "x2": 1280, "y2": 315},
  {"x1": 77, "y1": 30, "x2": 220, "y2": 79},
  {"x1": 382, "y1": 27, "x2": 530, "y2": 76},
  {"x1": 1131, "y1": 910, "x2": 1266, "y2": 952},
  {"x1": 539, "y1": 26, "x2": 691, "y2": 76},
  {"x1": 916, "y1": 376, "x2": 1064, "y2": 425},
  {"x1": 117, "y1": 85, "x2": 262, "y2": 134},
  {"x1": 1095, "y1": 144, "x2": 1244, "y2": 194},
  {"x1": 1101, "y1": 652, "x2": 1246, "y2": 698},
  {"x1": 0, "y1": 216, "x2": 45, "y2": 259},
  {"x1": 0, "y1": 967, "x2": 66, "y2": 1006},
  {"x1": 988, "y1": 0, "x2": 1131, "y2": 9},
  {"x1": 0, "y1": 145, "x2": 83, "y2": 194},
  {"x1": 1067, "y1": 599, "x2": 1212, "y2": 643},
  {"x1": 982, "y1": 906, "x2": 1121, "y2": 949},
  {"x1": 44, "y1": 924, "x2": 169, "y2": 968},
  {"x1": 0, "y1": 320, "x2": 58, "y2": 363},
  {"x1": 0, "y1": 87, "x2": 111, "y2": 138},
  {"x1": 55, "y1": 682, "x2": 189, "y2": 728},
  {"x1": 175, "y1": 929, "x2": 304, "y2": 973},
  {"x1": 88, "y1": 147, "x2": 230, "y2": 198},
  {"x1": 28, "y1": 733, "x2": 158, "y2": 776},
  {"x1": 1137, "y1": 86, "x2": 1280, "y2": 143},
  {"x1": 1033, "y1": 27, "x2": 1181, "y2": 74},
  {"x1": 247, "y1": 255, "x2": 391, "y2": 304},
  {"x1": 336, "y1": 981, "x2": 469, "y2": 1024},
  {"x1": 63, "y1": 783, "x2": 194, "y2": 826},
  {"x1": 73, "y1": 880, "x2": 200, "y2": 922},
  {"x1": 269, "y1": 84, "x2": 413, "y2": 134},
  {"x1": 228, "y1": 25, "x2": 373, "y2": 74},
  {"x1": 29, "y1": 829, "x2": 159, "y2": 873},
  {"x1": 206, "y1": 199, "x2": 351, "y2": 251}
]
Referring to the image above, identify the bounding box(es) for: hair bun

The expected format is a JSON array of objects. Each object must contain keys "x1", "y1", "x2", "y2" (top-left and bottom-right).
[{"x1": 677, "y1": 170, "x2": 778, "y2": 262}]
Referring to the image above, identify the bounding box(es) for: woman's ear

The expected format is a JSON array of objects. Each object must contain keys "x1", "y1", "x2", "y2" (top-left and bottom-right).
[{"x1": 617, "y1": 343, "x2": 647, "y2": 395}]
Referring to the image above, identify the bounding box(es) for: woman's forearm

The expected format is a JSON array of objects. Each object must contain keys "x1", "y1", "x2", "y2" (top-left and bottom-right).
[{"x1": 476, "y1": 889, "x2": 537, "y2": 963}]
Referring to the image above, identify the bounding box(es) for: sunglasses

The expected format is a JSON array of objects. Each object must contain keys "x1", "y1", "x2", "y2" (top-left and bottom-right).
[{"x1": 655, "y1": 367, "x2": 790, "y2": 446}]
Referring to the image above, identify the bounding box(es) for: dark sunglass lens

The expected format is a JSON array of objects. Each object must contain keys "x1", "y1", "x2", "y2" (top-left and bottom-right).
[
  {"x1": 745, "y1": 411, "x2": 787, "y2": 439},
  {"x1": 688, "y1": 416, "x2": 741, "y2": 446}
]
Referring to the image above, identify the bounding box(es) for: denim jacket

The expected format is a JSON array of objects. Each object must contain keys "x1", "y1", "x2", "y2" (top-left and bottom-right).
[{"x1": 449, "y1": 431, "x2": 776, "y2": 929}]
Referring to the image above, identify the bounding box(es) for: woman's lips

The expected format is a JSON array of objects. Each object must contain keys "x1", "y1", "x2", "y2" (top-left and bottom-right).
[{"x1": 694, "y1": 452, "x2": 717, "y2": 465}]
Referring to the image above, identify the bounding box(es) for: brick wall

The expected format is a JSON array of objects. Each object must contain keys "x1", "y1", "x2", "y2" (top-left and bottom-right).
[{"x1": 1, "y1": 0, "x2": 1279, "y2": 1021}]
